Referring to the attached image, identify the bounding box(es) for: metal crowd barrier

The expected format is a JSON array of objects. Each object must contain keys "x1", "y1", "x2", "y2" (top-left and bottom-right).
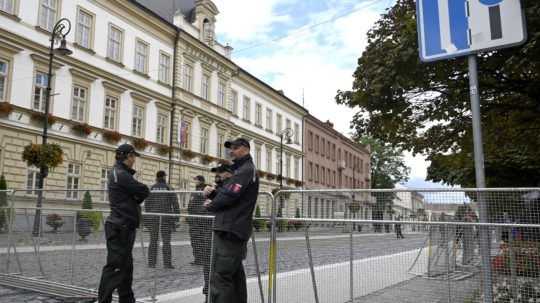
[{"x1": 1, "y1": 188, "x2": 539, "y2": 303}]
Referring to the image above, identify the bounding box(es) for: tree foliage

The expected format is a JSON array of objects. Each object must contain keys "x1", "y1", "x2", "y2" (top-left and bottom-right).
[{"x1": 337, "y1": 0, "x2": 540, "y2": 187}]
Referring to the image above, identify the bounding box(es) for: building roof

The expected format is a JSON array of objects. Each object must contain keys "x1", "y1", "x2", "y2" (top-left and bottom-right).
[
  {"x1": 133, "y1": 0, "x2": 196, "y2": 23},
  {"x1": 305, "y1": 114, "x2": 369, "y2": 154}
]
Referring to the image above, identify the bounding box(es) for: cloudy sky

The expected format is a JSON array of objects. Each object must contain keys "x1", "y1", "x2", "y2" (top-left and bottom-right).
[{"x1": 212, "y1": 0, "x2": 440, "y2": 188}]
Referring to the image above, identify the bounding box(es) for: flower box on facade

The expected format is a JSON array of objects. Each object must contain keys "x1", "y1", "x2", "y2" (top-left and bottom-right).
[
  {"x1": 71, "y1": 123, "x2": 92, "y2": 137},
  {"x1": 102, "y1": 130, "x2": 122, "y2": 144},
  {"x1": 30, "y1": 112, "x2": 57, "y2": 127},
  {"x1": 132, "y1": 138, "x2": 149, "y2": 151},
  {"x1": 295, "y1": 180, "x2": 303, "y2": 187},
  {"x1": 157, "y1": 145, "x2": 172, "y2": 156},
  {"x1": 267, "y1": 173, "x2": 276, "y2": 180},
  {"x1": 201, "y1": 154, "x2": 215, "y2": 165},
  {"x1": 22, "y1": 143, "x2": 64, "y2": 169},
  {"x1": 257, "y1": 170, "x2": 267, "y2": 178},
  {"x1": 0, "y1": 102, "x2": 14, "y2": 118},
  {"x1": 181, "y1": 149, "x2": 196, "y2": 160}
]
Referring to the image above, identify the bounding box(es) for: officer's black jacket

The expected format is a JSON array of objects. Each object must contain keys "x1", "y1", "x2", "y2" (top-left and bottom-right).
[
  {"x1": 207, "y1": 154, "x2": 259, "y2": 241},
  {"x1": 107, "y1": 161, "x2": 150, "y2": 229},
  {"x1": 144, "y1": 180, "x2": 180, "y2": 226}
]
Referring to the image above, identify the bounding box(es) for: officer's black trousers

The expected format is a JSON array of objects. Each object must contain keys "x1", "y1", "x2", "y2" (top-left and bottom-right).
[
  {"x1": 148, "y1": 222, "x2": 172, "y2": 267},
  {"x1": 98, "y1": 222, "x2": 136, "y2": 303},
  {"x1": 210, "y1": 232, "x2": 247, "y2": 303}
]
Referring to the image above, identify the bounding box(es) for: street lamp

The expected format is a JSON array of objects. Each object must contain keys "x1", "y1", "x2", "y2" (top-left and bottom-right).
[{"x1": 33, "y1": 18, "x2": 72, "y2": 236}]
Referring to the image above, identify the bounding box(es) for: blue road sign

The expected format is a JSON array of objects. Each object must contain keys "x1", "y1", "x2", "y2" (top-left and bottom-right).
[{"x1": 416, "y1": 0, "x2": 527, "y2": 62}]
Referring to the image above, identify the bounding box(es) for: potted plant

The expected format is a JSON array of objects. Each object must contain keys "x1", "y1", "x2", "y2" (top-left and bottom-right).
[
  {"x1": 22, "y1": 143, "x2": 64, "y2": 169},
  {"x1": 287, "y1": 178, "x2": 295, "y2": 185},
  {"x1": 182, "y1": 149, "x2": 196, "y2": 160},
  {"x1": 102, "y1": 130, "x2": 121, "y2": 144},
  {"x1": 132, "y1": 138, "x2": 148, "y2": 151},
  {"x1": 267, "y1": 173, "x2": 276, "y2": 181},
  {"x1": 0, "y1": 102, "x2": 14, "y2": 118},
  {"x1": 30, "y1": 112, "x2": 57, "y2": 127},
  {"x1": 71, "y1": 122, "x2": 92, "y2": 137},
  {"x1": 201, "y1": 154, "x2": 215, "y2": 165},
  {"x1": 157, "y1": 145, "x2": 172, "y2": 156},
  {"x1": 295, "y1": 180, "x2": 303, "y2": 187},
  {"x1": 46, "y1": 213, "x2": 64, "y2": 233},
  {"x1": 77, "y1": 213, "x2": 91, "y2": 241}
]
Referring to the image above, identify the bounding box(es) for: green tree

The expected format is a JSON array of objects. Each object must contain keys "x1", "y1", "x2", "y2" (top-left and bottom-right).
[
  {"x1": 79, "y1": 191, "x2": 102, "y2": 232},
  {"x1": 358, "y1": 137, "x2": 410, "y2": 232},
  {"x1": 0, "y1": 175, "x2": 9, "y2": 233},
  {"x1": 336, "y1": 0, "x2": 540, "y2": 188}
]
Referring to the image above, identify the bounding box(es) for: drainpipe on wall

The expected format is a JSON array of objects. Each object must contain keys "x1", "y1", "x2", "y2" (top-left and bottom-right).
[{"x1": 168, "y1": 29, "x2": 181, "y2": 184}]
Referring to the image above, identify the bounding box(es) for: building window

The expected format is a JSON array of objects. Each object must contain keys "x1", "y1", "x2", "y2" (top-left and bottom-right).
[
  {"x1": 276, "y1": 113, "x2": 282, "y2": 133},
  {"x1": 294, "y1": 123, "x2": 300, "y2": 144},
  {"x1": 217, "y1": 134, "x2": 225, "y2": 158},
  {"x1": 33, "y1": 72, "x2": 48, "y2": 112},
  {"x1": 183, "y1": 64, "x2": 193, "y2": 92},
  {"x1": 286, "y1": 119, "x2": 291, "y2": 132},
  {"x1": 315, "y1": 135, "x2": 319, "y2": 154},
  {"x1": 26, "y1": 166, "x2": 39, "y2": 195},
  {"x1": 266, "y1": 149, "x2": 272, "y2": 172},
  {"x1": 103, "y1": 95, "x2": 118, "y2": 130},
  {"x1": 218, "y1": 81, "x2": 226, "y2": 107},
  {"x1": 327, "y1": 141, "x2": 331, "y2": 158},
  {"x1": 255, "y1": 145, "x2": 262, "y2": 168},
  {"x1": 200, "y1": 127, "x2": 209, "y2": 154},
  {"x1": 134, "y1": 39, "x2": 149, "y2": 74},
  {"x1": 132, "y1": 104, "x2": 145, "y2": 137},
  {"x1": 76, "y1": 8, "x2": 93, "y2": 49},
  {"x1": 321, "y1": 167, "x2": 325, "y2": 185},
  {"x1": 276, "y1": 153, "x2": 281, "y2": 176},
  {"x1": 201, "y1": 74, "x2": 210, "y2": 100},
  {"x1": 0, "y1": 0, "x2": 14, "y2": 14},
  {"x1": 66, "y1": 163, "x2": 81, "y2": 200},
  {"x1": 285, "y1": 154, "x2": 291, "y2": 178},
  {"x1": 266, "y1": 108, "x2": 273, "y2": 132},
  {"x1": 230, "y1": 89, "x2": 238, "y2": 115},
  {"x1": 156, "y1": 113, "x2": 168, "y2": 144},
  {"x1": 0, "y1": 60, "x2": 7, "y2": 101},
  {"x1": 294, "y1": 157, "x2": 300, "y2": 180},
  {"x1": 180, "y1": 120, "x2": 191, "y2": 149},
  {"x1": 308, "y1": 162, "x2": 313, "y2": 181},
  {"x1": 255, "y1": 103, "x2": 262, "y2": 127},
  {"x1": 100, "y1": 168, "x2": 110, "y2": 202},
  {"x1": 315, "y1": 165, "x2": 319, "y2": 183},
  {"x1": 39, "y1": 0, "x2": 58, "y2": 32},
  {"x1": 107, "y1": 24, "x2": 123, "y2": 62},
  {"x1": 322, "y1": 138, "x2": 326, "y2": 156},
  {"x1": 332, "y1": 144, "x2": 336, "y2": 161},
  {"x1": 159, "y1": 52, "x2": 171, "y2": 84},
  {"x1": 308, "y1": 131, "x2": 313, "y2": 150},
  {"x1": 71, "y1": 86, "x2": 87, "y2": 122},
  {"x1": 242, "y1": 96, "x2": 251, "y2": 121}
]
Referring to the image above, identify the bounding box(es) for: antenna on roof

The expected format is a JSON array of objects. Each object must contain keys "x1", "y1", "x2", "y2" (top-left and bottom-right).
[{"x1": 302, "y1": 88, "x2": 305, "y2": 107}]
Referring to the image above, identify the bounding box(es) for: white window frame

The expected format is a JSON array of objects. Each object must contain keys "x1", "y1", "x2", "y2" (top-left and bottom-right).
[
  {"x1": 75, "y1": 7, "x2": 94, "y2": 49},
  {"x1": 285, "y1": 154, "x2": 291, "y2": 178},
  {"x1": 255, "y1": 145, "x2": 262, "y2": 168},
  {"x1": 230, "y1": 90, "x2": 238, "y2": 115},
  {"x1": 103, "y1": 95, "x2": 118, "y2": 130},
  {"x1": 0, "y1": 0, "x2": 15, "y2": 15},
  {"x1": 134, "y1": 39, "x2": 149, "y2": 74},
  {"x1": 286, "y1": 118, "x2": 292, "y2": 132},
  {"x1": 132, "y1": 104, "x2": 145, "y2": 137},
  {"x1": 242, "y1": 96, "x2": 251, "y2": 121},
  {"x1": 255, "y1": 103, "x2": 262, "y2": 127},
  {"x1": 100, "y1": 167, "x2": 110, "y2": 202},
  {"x1": 294, "y1": 123, "x2": 300, "y2": 144},
  {"x1": 201, "y1": 74, "x2": 210, "y2": 100},
  {"x1": 294, "y1": 157, "x2": 300, "y2": 180},
  {"x1": 266, "y1": 108, "x2": 273, "y2": 131},
  {"x1": 38, "y1": 0, "x2": 59, "y2": 32},
  {"x1": 71, "y1": 85, "x2": 88, "y2": 122},
  {"x1": 180, "y1": 120, "x2": 191, "y2": 149},
  {"x1": 183, "y1": 64, "x2": 193, "y2": 92},
  {"x1": 26, "y1": 166, "x2": 40, "y2": 196},
  {"x1": 218, "y1": 81, "x2": 226, "y2": 107},
  {"x1": 217, "y1": 133, "x2": 225, "y2": 158},
  {"x1": 276, "y1": 113, "x2": 282, "y2": 134},
  {"x1": 0, "y1": 59, "x2": 8, "y2": 102},
  {"x1": 266, "y1": 149, "x2": 272, "y2": 173},
  {"x1": 107, "y1": 24, "x2": 123, "y2": 62},
  {"x1": 156, "y1": 112, "x2": 169, "y2": 144},
  {"x1": 159, "y1": 52, "x2": 171, "y2": 84},
  {"x1": 66, "y1": 163, "x2": 81, "y2": 200},
  {"x1": 33, "y1": 71, "x2": 48, "y2": 112},
  {"x1": 200, "y1": 126, "x2": 209, "y2": 154}
]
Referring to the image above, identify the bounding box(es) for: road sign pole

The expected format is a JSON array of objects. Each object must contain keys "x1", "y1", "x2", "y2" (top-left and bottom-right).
[{"x1": 467, "y1": 54, "x2": 493, "y2": 303}]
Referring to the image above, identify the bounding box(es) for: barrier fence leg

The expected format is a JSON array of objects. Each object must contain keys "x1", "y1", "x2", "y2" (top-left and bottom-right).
[
  {"x1": 251, "y1": 229, "x2": 265, "y2": 303},
  {"x1": 150, "y1": 215, "x2": 162, "y2": 303},
  {"x1": 305, "y1": 225, "x2": 319, "y2": 303},
  {"x1": 349, "y1": 223, "x2": 354, "y2": 303},
  {"x1": 30, "y1": 210, "x2": 45, "y2": 277},
  {"x1": 70, "y1": 211, "x2": 77, "y2": 284},
  {"x1": 5, "y1": 193, "x2": 15, "y2": 274},
  {"x1": 445, "y1": 225, "x2": 451, "y2": 303},
  {"x1": 208, "y1": 220, "x2": 216, "y2": 303},
  {"x1": 508, "y1": 227, "x2": 517, "y2": 301}
]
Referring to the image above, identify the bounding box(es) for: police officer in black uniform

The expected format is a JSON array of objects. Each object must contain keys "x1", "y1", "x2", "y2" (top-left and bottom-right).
[
  {"x1": 145, "y1": 170, "x2": 180, "y2": 269},
  {"x1": 204, "y1": 138, "x2": 259, "y2": 303},
  {"x1": 188, "y1": 175, "x2": 208, "y2": 265},
  {"x1": 98, "y1": 144, "x2": 150, "y2": 303}
]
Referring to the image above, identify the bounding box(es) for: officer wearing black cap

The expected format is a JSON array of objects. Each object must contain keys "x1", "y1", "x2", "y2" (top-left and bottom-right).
[
  {"x1": 204, "y1": 138, "x2": 259, "y2": 303},
  {"x1": 145, "y1": 170, "x2": 180, "y2": 269},
  {"x1": 98, "y1": 144, "x2": 150, "y2": 303}
]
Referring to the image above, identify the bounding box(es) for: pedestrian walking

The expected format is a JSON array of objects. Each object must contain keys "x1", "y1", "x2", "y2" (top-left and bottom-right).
[
  {"x1": 188, "y1": 175, "x2": 208, "y2": 265},
  {"x1": 144, "y1": 170, "x2": 180, "y2": 269},
  {"x1": 395, "y1": 215, "x2": 404, "y2": 239},
  {"x1": 98, "y1": 144, "x2": 150, "y2": 303},
  {"x1": 204, "y1": 138, "x2": 259, "y2": 303},
  {"x1": 200, "y1": 163, "x2": 234, "y2": 302}
]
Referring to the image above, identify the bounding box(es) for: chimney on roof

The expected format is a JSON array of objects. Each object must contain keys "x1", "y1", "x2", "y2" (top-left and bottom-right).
[
  {"x1": 277, "y1": 89, "x2": 284, "y2": 95},
  {"x1": 225, "y1": 43, "x2": 233, "y2": 59}
]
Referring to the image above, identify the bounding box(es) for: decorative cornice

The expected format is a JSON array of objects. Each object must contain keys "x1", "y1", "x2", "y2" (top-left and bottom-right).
[
  {"x1": 70, "y1": 68, "x2": 98, "y2": 83},
  {"x1": 0, "y1": 42, "x2": 23, "y2": 55},
  {"x1": 30, "y1": 53, "x2": 63, "y2": 69},
  {"x1": 130, "y1": 91, "x2": 152, "y2": 103},
  {"x1": 102, "y1": 81, "x2": 127, "y2": 94}
]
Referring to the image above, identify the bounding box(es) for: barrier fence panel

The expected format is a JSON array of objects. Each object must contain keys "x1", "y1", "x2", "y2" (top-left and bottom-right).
[{"x1": 271, "y1": 188, "x2": 540, "y2": 303}]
